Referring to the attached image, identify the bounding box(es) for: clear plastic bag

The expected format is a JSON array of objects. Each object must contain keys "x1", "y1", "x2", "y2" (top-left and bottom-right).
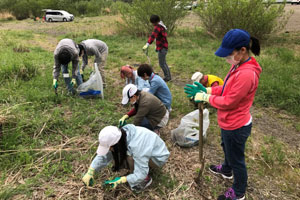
[
  {"x1": 77, "y1": 63, "x2": 104, "y2": 99},
  {"x1": 171, "y1": 109, "x2": 209, "y2": 147}
]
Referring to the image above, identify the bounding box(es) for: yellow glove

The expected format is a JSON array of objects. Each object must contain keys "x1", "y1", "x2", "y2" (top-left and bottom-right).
[
  {"x1": 143, "y1": 43, "x2": 149, "y2": 50},
  {"x1": 53, "y1": 79, "x2": 58, "y2": 89},
  {"x1": 195, "y1": 92, "x2": 211, "y2": 103},
  {"x1": 119, "y1": 115, "x2": 129, "y2": 127},
  {"x1": 71, "y1": 78, "x2": 76, "y2": 86},
  {"x1": 104, "y1": 176, "x2": 127, "y2": 189},
  {"x1": 82, "y1": 167, "x2": 95, "y2": 186}
]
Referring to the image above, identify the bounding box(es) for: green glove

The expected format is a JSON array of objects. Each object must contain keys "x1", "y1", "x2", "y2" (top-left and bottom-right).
[
  {"x1": 184, "y1": 82, "x2": 207, "y2": 98},
  {"x1": 195, "y1": 92, "x2": 211, "y2": 103},
  {"x1": 53, "y1": 79, "x2": 58, "y2": 89},
  {"x1": 119, "y1": 115, "x2": 129, "y2": 127},
  {"x1": 104, "y1": 176, "x2": 127, "y2": 189},
  {"x1": 71, "y1": 78, "x2": 76, "y2": 86},
  {"x1": 193, "y1": 82, "x2": 207, "y2": 93},
  {"x1": 82, "y1": 167, "x2": 95, "y2": 186}
]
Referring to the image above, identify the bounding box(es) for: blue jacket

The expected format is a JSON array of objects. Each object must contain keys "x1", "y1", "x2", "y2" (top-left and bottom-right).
[
  {"x1": 126, "y1": 70, "x2": 150, "y2": 91},
  {"x1": 148, "y1": 73, "x2": 172, "y2": 109},
  {"x1": 90, "y1": 124, "x2": 169, "y2": 189}
]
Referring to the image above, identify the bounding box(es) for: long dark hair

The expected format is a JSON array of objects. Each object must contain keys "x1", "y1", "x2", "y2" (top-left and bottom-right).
[
  {"x1": 236, "y1": 36, "x2": 260, "y2": 56},
  {"x1": 111, "y1": 128, "x2": 127, "y2": 171}
]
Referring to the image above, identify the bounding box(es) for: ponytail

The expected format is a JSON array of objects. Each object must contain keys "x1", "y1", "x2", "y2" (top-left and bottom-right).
[
  {"x1": 250, "y1": 36, "x2": 260, "y2": 56},
  {"x1": 111, "y1": 129, "x2": 127, "y2": 171}
]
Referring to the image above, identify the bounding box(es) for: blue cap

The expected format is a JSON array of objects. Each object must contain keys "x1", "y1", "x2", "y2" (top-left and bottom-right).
[{"x1": 215, "y1": 29, "x2": 250, "y2": 57}]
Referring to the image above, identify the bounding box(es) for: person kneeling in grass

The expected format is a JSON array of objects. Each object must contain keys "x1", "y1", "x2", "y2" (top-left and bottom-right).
[
  {"x1": 119, "y1": 84, "x2": 169, "y2": 133},
  {"x1": 137, "y1": 64, "x2": 172, "y2": 111},
  {"x1": 120, "y1": 65, "x2": 150, "y2": 91},
  {"x1": 191, "y1": 72, "x2": 224, "y2": 87},
  {"x1": 185, "y1": 29, "x2": 261, "y2": 200},
  {"x1": 82, "y1": 125, "x2": 170, "y2": 192}
]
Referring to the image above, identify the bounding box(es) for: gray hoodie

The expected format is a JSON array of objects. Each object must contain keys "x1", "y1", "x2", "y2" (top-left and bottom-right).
[
  {"x1": 53, "y1": 39, "x2": 79, "y2": 79},
  {"x1": 80, "y1": 39, "x2": 108, "y2": 70}
]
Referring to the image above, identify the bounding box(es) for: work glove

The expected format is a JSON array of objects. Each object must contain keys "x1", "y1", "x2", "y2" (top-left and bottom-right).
[
  {"x1": 82, "y1": 167, "x2": 95, "y2": 186},
  {"x1": 71, "y1": 78, "x2": 76, "y2": 86},
  {"x1": 104, "y1": 176, "x2": 127, "y2": 189},
  {"x1": 184, "y1": 82, "x2": 207, "y2": 97},
  {"x1": 194, "y1": 92, "x2": 211, "y2": 103},
  {"x1": 53, "y1": 79, "x2": 58, "y2": 89},
  {"x1": 143, "y1": 43, "x2": 149, "y2": 50},
  {"x1": 119, "y1": 115, "x2": 129, "y2": 127}
]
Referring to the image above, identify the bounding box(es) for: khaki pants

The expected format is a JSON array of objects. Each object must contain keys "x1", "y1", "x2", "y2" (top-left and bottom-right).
[{"x1": 96, "y1": 50, "x2": 108, "y2": 85}]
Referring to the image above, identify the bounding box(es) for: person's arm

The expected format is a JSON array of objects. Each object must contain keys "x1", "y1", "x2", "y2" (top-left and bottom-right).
[
  {"x1": 81, "y1": 52, "x2": 88, "y2": 71},
  {"x1": 209, "y1": 71, "x2": 254, "y2": 110},
  {"x1": 211, "y1": 85, "x2": 223, "y2": 96},
  {"x1": 127, "y1": 108, "x2": 137, "y2": 117},
  {"x1": 92, "y1": 47, "x2": 102, "y2": 64},
  {"x1": 90, "y1": 151, "x2": 113, "y2": 172},
  {"x1": 72, "y1": 55, "x2": 79, "y2": 79},
  {"x1": 134, "y1": 102, "x2": 150, "y2": 126},
  {"x1": 149, "y1": 80, "x2": 159, "y2": 95},
  {"x1": 53, "y1": 55, "x2": 61, "y2": 79},
  {"x1": 147, "y1": 26, "x2": 159, "y2": 45},
  {"x1": 126, "y1": 155, "x2": 149, "y2": 188}
]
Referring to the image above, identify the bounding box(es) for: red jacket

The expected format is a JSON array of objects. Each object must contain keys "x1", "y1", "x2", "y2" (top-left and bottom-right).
[
  {"x1": 147, "y1": 24, "x2": 168, "y2": 51},
  {"x1": 209, "y1": 57, "x2": 262, "y2": 130}
]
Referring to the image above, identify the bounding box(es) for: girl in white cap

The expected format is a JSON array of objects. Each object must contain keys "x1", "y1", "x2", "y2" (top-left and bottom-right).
[
  {"x1": 185, "y1": 29, "x2": 261, "y2": 200},
  {"x1": 82, "y1": 124, "x2": 170, "y2": 192}
]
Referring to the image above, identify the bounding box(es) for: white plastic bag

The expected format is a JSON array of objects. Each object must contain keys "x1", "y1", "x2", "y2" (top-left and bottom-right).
[
  {"x1": 77, "y1": 63, "x2": 104, "y2": 99},
  {"x1": 171, "y1": 109, "x2": 209, "y2": 147}
]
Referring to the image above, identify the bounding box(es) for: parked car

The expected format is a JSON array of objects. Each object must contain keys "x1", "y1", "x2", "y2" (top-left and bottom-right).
[
  {"x1": 44, "y1": 10, "x2": 74, "y2": 22},
  {"x1": 291, "y1": 0, "x2": 300, "y2": 5},
  {"x1": 175, "y1": 1, "x2": 198, "y2": 10}
]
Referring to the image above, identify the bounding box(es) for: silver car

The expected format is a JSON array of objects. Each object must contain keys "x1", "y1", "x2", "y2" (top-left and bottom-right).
[{"x1": 45, "y1": 10, "x2": 74, "y2": 22}]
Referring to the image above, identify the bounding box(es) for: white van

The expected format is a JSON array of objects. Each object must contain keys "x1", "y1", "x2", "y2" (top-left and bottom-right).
[{"x1": 44, "y1": 10, "x2": 74, "y2": 22}]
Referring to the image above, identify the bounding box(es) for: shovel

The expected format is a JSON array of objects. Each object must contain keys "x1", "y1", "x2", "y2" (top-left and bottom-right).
[{"x1": 195, "y1": 102, "x2": 205, "y2": 183}]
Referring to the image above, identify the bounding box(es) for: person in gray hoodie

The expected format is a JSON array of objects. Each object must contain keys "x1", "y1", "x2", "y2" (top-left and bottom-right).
[
  {"x1": 53, "y1": 38, "x2": 83, "y2": 94},
  {"x1": 78, "y1": 39, "x2": 108, "y2": 85}
]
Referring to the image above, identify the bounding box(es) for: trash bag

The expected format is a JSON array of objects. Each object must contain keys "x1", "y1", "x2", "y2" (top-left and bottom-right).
[
  {"x1": 77, "y1": 63, "x2": 104, "y2": 99},
  {"x1": 171, "y1": 109, "x2": 209, "y2": 148}
]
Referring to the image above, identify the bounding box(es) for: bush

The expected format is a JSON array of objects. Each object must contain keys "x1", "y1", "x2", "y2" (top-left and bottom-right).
[
  {"x1": 196, "y1": 0, "x2": 292, "y2": 39},
  {"x1": 117, "y1": 0, "x2": 188, "y2": 36}
]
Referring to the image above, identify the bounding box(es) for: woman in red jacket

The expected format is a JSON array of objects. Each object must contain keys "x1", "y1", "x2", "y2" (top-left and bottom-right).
[{"x1": 185, "y1": 29, "x2": 261, "y2": 200}]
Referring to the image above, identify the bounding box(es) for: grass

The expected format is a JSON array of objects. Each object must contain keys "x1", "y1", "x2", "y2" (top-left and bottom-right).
[{"x1": 0, "y1": 14, "x2": 299, "y2": 199}]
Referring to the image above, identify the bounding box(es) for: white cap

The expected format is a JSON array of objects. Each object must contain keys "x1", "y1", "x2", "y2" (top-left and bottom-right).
[
  {"x1": 96, "y1": 126, "x2": 122, "y2": 156},
  {"x1": 191, "y1": 72, "x2": 203, "y2": 83},
  {"x1": 121, "y1": 84, "x2": 138, "y2": 105}
]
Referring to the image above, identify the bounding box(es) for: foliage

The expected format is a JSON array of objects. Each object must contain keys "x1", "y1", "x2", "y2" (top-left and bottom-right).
[
  {"x1": 117, "y1": 0, "x2": 189, "y2": 36},
  {"x1": 195, "y1": 0, "x2": 292, "y2": 39},
  {"x1": 0, "y1": 0, "x2": 113, "y2": 19}
]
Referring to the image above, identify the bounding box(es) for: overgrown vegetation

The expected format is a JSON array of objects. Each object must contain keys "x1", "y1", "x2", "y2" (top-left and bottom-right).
[
  {"x1": 117, "y1": 0, "x2": 189, "y2": 36},
  {"x1": 0, "y1": 0, "x2": 114, "y2": 20},
  {"x1": 196, "y1": 0, "x2": 292, "y2": 39}
]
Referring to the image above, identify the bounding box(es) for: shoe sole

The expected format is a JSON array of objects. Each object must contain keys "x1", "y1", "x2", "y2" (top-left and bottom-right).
[
  {"x1": 209, "y1": 168, "x2": 233, "y2": 179},
  {"x1": 237, "y1": 196, "x2": 245, "y2": 200}
]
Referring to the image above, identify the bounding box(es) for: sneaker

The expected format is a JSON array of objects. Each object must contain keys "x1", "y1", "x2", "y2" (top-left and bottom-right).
[
  {"x1": 209, "y1": 164, "x2": 233, "y2": 179},
  {"x1": 217, "y1": 188, "x2": 245, "y2": 200},
  {"x1": 132, "y1": 175, "x2": 152, "y2": 193}
]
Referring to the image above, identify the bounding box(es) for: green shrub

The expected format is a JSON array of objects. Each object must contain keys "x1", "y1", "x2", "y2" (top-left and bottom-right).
[
  {"x1": 196, "y1": 0, "x2": 292, "y2": 39},
  {"x1": 117, "y1": 0, "x2": 188, "y2": 36}
]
